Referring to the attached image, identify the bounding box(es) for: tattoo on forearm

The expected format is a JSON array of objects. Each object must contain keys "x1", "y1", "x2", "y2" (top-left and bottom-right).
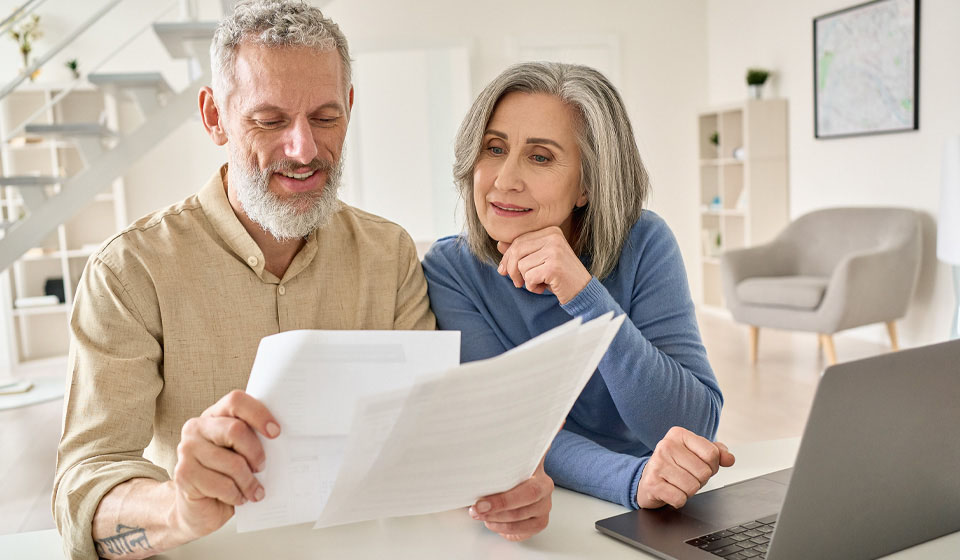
[{"x1": 94, "y1": 524, "x2": 152, "y2": 557}]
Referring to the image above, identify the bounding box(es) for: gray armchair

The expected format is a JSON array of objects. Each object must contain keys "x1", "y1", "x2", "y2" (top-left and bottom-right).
[{"x1": 721, "y1": 208, "x2": 922, "y2": 364}]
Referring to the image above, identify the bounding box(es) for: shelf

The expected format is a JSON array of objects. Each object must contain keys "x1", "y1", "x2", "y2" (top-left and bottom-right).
[
  {"x1": 4, "y1": 138, "x2": 78, "y2": 151},
  {"x1": 700, "y1": 207, "x2": 745, "y2": 217},
  {"x1": 697, "y1": 100, "x2": 789, "y2": 309},
  {"x1": 12, "y1": 303, "x2": 69, "y2": 317},
  {"x1": 700, "y1": 158, "x2": 744, "y2": 166},
  {"x1": 18, "y1": 247, "x2": 97, "y2": 261}
]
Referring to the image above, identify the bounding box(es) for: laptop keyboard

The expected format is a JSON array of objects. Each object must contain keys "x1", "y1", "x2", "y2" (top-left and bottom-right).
[{"x1": 684, "y1": 513, "x2": 778, "y2": 559}]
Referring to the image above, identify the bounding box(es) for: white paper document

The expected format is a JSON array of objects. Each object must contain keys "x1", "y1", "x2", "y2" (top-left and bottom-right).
[
  {"x1": 237, "y1": 314, "x2": 625, "y2": 532},
  {"x1": 237, "y1": 330, "x2": 460, "y2": 532}
]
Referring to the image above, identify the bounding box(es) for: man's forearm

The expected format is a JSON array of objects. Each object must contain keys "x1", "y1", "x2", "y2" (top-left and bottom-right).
[{"x1": 91, "y1": 478, "x2": 187, "y2": 559}]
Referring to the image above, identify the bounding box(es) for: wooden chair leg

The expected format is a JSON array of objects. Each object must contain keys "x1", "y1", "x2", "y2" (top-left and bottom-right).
[
  {"x1": 748, "y1": 326, "x2": 759, "y2": 364},
  {"x1": 819, "y1": 334, "x2": 837, "y2": 365},
  {"x1": 886, "y1": 321, "x2": 900, "y2": 351}
]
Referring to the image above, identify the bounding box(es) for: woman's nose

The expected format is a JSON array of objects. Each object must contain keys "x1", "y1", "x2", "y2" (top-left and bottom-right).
[
  {"x1": 493, "y1": 154, "x2": 524, "y2": 192},
  {"x1": 283, "y1": 117, "x2": 319, "y2": 164}
]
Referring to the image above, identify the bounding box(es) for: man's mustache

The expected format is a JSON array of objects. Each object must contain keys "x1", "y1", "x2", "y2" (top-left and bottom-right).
[{"x1": 266, "y1": 158, "x2": 335, "y2": 174}]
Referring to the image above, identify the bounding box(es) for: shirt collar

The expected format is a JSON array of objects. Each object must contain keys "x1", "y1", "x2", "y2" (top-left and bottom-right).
[{"x1": 198, "y1": 164, "x2": 320, "y2": 283}]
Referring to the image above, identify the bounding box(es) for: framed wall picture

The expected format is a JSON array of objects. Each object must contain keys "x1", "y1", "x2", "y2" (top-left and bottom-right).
[{"x1": 813, "y1": 0, "x2": 919, "y2": 139}]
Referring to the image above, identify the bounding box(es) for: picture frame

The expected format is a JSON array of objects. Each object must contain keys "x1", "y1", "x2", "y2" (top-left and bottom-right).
[{"x1": 813, "y1": 0, "x2": 920, "y2": 139}]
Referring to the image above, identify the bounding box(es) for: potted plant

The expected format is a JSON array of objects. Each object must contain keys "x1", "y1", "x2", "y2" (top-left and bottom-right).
[
  {"x1": 745, "y1": 68, "x2": 770, "y2": 99},
  {"x1": 8, "y1": 14, "x2": 43, "y2": 80},
  {"x1": 65, "y1": 58, "x2": 80, "y2": 79}
]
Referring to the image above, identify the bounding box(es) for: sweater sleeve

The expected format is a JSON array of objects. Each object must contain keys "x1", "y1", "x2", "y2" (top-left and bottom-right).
[
  {"x1": 561, "y1": 227, "x2": 722, "y2": 450},
  {"x1": 544, "y1": 427, "x2": 649, "y2": 509},
  {"x1": 421, "y1": 243, "x2": 508, "y2": 362}
]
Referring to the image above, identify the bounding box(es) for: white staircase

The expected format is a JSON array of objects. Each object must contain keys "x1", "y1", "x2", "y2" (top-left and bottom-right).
[{"x1": 0, "y1": 20, "x2": 217, "y2": 274}]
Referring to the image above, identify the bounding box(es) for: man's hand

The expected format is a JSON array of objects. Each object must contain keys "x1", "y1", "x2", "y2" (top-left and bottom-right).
[
  {"x1": 468, "y1": 458, "x2": 554, "y2": 541},
  {"x1": 497, "y1": 226, "x2": 592, "y2": 305},
  {"x1": 170, "y1": 390, "x2": 281, "y2": 540},
  {"x1": 637, "y1": 426, "x2": 735, "y2": 510}
]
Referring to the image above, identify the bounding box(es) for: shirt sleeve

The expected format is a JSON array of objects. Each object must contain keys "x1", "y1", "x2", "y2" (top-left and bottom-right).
[
  {"x1": 53, "y1": 255, "x2": 170, "y2": 560},
  {"x1": 393, "y1": 231, "x2": 436, "y2": 331}
]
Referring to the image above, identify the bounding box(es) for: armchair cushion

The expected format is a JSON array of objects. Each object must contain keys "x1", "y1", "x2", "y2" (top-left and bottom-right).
[{"x1": 736, "y1": 276, "x2": 829, "y2": 310}]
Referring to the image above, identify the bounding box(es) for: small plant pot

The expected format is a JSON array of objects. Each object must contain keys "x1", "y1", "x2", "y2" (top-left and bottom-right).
[{"x1": 748, "y1": 84, "x2": 763, "y2": 99}]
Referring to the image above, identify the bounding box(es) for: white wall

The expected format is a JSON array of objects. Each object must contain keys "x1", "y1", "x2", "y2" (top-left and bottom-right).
[
  {"x1": 706, "y1": 0, "x2": 959, "y2": 346},
  {"x1": 325, "y1": 0, "x2": 710, "y2": 295},
  {"x1": 4, "y1": 0, "x2": 711, "y2": 289}
]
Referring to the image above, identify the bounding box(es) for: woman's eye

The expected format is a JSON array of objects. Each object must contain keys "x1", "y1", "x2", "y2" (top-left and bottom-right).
[
  {"x1": 532, "y1": 154, "x2": 550, "y2": 163},
  {"x1": 489, "y1": 146, "x2": 505, "y2": 155}
]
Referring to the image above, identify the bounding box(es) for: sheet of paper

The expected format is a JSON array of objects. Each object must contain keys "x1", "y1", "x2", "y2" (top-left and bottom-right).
[
  {"x1": 314, "y1": 313, "x2": 625, "y2": 528},
  {"x1": 236, "y1": 329, "x2": 460, "y2": 532}
]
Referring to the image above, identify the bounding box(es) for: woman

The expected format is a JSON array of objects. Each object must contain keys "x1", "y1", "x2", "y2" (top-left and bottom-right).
[{"x1": 423, "y1": 62, "x2": 734, "y2": 524}]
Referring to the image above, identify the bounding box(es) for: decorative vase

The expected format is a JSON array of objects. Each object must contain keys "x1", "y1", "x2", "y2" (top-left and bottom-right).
[{"x1": 748, "y1": 84, "x2": 763, "y2": 99}]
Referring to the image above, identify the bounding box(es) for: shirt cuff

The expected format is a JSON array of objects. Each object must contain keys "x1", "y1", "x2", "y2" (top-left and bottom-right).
[
  {"x1": 629, "y1": 456, "x2": 651, "y2": 509},
  {"x1": 55, "y1": 461, "x2": 170, "y2": 560},
  {"x1": 560, "y1": 276, "x2": 606, "y2": 317}
]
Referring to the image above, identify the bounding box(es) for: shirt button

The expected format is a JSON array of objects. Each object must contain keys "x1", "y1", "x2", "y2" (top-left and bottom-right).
[
  {"x1": 278, "y1": 285, "x2": 286, "y2": 296},
  {"x1": 247, "y1": 256, "x2": 258, "y2": 267}
]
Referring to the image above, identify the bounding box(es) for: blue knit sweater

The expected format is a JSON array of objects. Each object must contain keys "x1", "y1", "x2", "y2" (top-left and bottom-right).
[{"x1": 421, "y1": 210, "x2": 722, "y2": 508}]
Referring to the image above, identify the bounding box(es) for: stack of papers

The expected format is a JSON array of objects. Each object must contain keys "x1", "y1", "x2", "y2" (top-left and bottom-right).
[{"x1": 237, "y1": 312, "x2": 625, "y2": 532}]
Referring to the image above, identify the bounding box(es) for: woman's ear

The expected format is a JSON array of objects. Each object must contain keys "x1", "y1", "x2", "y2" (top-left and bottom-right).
[{"x1": 575, "y1": 192, "x2": 588, "y2": 208}]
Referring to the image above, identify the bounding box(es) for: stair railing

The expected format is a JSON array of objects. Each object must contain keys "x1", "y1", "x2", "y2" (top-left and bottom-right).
[
  {"x1": 0, "y1": 0, "x2": 124, "y2": 102},
  {"x1": 0, "y1": 0, "x2": 48, "y2": 36},
  {"x1": 0, "y1": 0, "x2": 180, "y2": 145}
]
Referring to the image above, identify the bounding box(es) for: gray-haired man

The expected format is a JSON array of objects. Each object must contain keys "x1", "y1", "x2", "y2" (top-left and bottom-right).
[{"x1": 53, "y1": 2, "x2": 553, "y2": 558}]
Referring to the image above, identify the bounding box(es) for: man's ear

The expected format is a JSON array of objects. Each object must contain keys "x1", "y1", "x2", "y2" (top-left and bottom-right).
[{"x1": 199, "y1": 87, "x2": 229, "y2": 146}]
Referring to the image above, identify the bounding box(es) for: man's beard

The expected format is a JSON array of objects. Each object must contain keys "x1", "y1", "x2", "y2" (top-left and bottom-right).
[{"x1": 231, "y1": 149, "x2": 344, "y2": 241}]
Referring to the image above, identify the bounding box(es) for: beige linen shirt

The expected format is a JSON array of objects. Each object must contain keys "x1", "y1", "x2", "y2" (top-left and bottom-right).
[{"x1": 53, "y1": 166, "x2": 435, "y2": 559}]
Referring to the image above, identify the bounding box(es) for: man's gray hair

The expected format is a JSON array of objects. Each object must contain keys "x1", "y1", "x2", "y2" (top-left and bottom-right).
[
  {"x1": 211, "y1": 0, "x2": 352, "y2": 104},
  {"x1": 453, "y1": 62, "x2": 650, "y2": 280}
]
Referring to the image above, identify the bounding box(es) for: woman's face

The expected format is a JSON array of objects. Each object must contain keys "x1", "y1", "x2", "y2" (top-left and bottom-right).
[{"x1": 473, "y1": 92, "x2": 587, "y2": 245}]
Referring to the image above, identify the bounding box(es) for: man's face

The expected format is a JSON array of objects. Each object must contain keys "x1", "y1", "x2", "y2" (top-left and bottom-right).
[{"x1": 222, "y1": 44, "x2": 351, "y2": 240}]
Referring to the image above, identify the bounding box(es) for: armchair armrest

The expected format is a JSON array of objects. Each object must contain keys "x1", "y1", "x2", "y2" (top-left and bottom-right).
[
  {"x1": 720, "y1": 241, "x2": 795, "y2": 306},
  {"x1": 818, "y1": 242, "x2": 921, "y2": 332}
]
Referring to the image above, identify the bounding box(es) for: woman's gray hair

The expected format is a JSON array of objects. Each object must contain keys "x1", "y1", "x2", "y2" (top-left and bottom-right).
[
  {"x1": 211, "y1": 0, "x2": 352, "y2": 104},
  {"x1": 454, "y1": 62, "x2": 649, "y2": 280}
]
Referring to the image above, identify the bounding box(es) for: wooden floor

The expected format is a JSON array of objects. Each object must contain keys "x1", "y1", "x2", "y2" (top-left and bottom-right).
[{"x1": 0, "y1": 312, "x2": 892, "y2": 536}]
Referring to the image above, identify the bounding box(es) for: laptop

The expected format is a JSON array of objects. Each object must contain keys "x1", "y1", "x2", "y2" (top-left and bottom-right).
[{"x1": 596, "y1": 339, "x2": 960, "y2": 560}]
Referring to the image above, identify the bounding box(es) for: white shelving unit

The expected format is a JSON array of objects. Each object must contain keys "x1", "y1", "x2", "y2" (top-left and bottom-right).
[
  {"x1": 0, "y1": 83, "x2": 127, "y2": 365},
  {"x1": 697, "y1": 99, "x2": 789, "y2": 310}
]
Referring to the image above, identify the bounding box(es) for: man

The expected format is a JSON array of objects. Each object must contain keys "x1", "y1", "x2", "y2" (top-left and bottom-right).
[{"x1": 53, "y1": 2, "x2": 552, "y2": 558}]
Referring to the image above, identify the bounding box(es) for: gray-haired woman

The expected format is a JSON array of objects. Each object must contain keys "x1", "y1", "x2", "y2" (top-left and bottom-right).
[{"x1": 422, "y1": 62, "x2": 734, "y2": 526}]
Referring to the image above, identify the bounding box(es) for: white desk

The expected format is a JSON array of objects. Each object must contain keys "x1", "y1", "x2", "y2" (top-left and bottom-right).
[{"x1": 2, "y1": 438, "x2": 957, "y2": 559}]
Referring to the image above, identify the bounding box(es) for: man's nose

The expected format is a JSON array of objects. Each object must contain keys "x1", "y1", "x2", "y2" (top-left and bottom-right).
[
  {"x1": 283, "y1": 117, "x2": 319, "y2": 164},
  {"x1": 493, "y1": 153, "x2": 524, "y2": 192}
]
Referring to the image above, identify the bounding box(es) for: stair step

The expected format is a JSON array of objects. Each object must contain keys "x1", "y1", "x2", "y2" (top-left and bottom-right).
[
  {"x1": 153, "y1": 21, "x2": 218, "y2": 59},
  {"x1": 24, "y1": 123, "x2": 116, "y2": 139},
  {"x1": 0, "y1": 176, "x2": 62, "y2": 187},
  {"x1": 88, "y1": 72, "x2": 171, "y2": 94}
]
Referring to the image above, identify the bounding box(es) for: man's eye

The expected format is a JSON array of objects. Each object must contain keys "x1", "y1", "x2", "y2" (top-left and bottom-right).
[{"x1": 257, "y1": 120, "x2": 282, "y2": 128}]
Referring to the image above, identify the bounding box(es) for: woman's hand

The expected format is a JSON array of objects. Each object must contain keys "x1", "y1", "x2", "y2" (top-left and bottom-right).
[
  {"x1": 468, "y1": 457, "x2": 554, "y2": 541},
  {"x1": 497, "y1": 226, "x2": 592, "y2": 305},
  {"x1": 637, "y1": 426, "x2": 735, "y2": 509}
]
